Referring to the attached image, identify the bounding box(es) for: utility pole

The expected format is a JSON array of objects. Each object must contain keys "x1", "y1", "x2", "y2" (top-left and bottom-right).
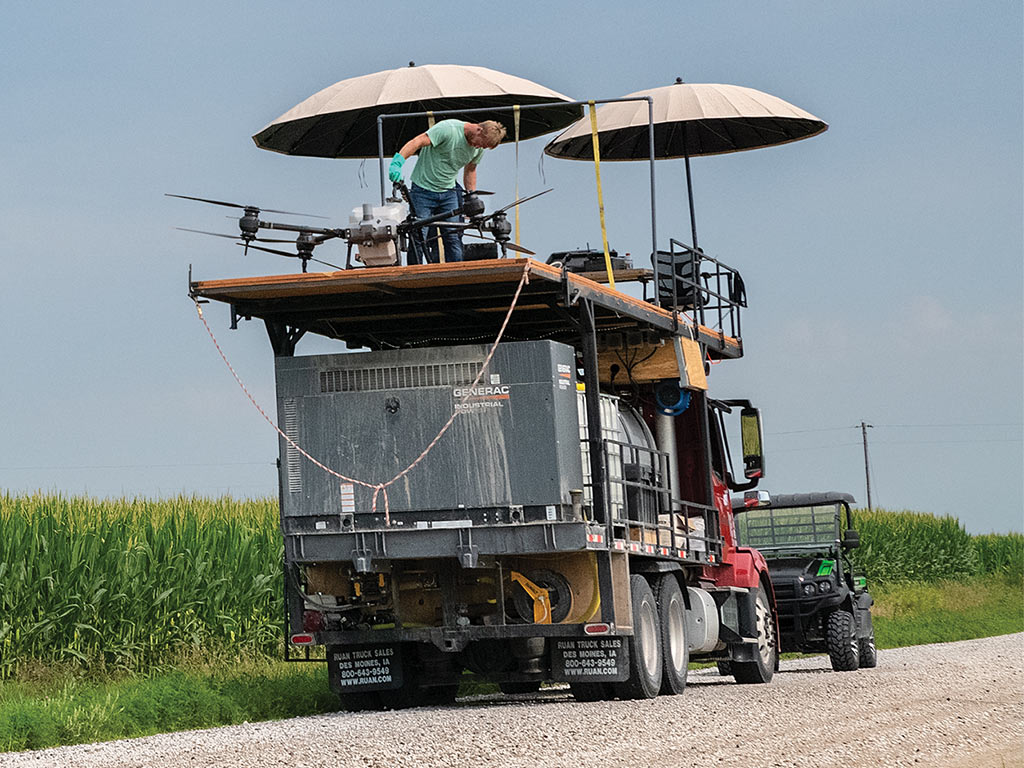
[{"x1": 860, "y1": 421, "x2": 874, "y2": 512}]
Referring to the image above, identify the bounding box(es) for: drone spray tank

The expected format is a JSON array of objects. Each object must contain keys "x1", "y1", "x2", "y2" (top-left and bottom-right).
[{"x1": 347, "y1": 200, "x2": 408, "y2": 267}]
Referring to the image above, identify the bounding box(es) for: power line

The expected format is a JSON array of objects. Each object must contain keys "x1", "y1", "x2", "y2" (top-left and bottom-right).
[
  {"x1": 770, "y1": 437, "x2": 1022, "y2": 453},
  {"x1": 769, "y1": 422, "x2": 1017, "y2": 436},
  {"x1": 768, "y1": 427, "x2": 853, "y2": 435},
  {"x1": 876, "y1": 423, "x2": 1016, "y2": 428}
]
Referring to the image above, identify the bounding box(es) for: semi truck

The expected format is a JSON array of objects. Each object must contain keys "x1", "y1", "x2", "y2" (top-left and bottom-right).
[{"x1": 190, "y1": 248, "x2": 779, "y2": 708}]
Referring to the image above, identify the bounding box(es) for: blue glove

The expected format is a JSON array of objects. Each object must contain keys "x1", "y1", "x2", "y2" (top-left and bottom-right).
[{"x1": 388, "y1": 153, "x2": 405, "y2": 183}]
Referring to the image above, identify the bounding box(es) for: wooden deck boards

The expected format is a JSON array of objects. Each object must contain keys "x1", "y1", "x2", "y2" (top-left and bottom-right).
[{"x1": 190, "y1": 258, "x2": 741, "y2": 356}]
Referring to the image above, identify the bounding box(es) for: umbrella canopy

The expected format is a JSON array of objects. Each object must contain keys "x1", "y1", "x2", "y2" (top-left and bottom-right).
[
  {"x1": 544, "y1": 80, "x2": 827, "y2": 161},
  {"x1": 544, "y1": 80, "x2": 826, "y2": 252},
  {"x1": 253, "y1": 63, "x2": 582, "y2": 159}
]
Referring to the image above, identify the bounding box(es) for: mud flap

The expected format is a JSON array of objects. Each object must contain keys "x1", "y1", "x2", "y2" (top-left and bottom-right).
[
  {"x1": 328, "y1": 643, "x2": 403, "y2": 694},
  {"x1": 712, "y1": 587, "x2": 760, "y2": 662},
  {"x1": 853, "y1": 591, "x2": 874, "y2": 640},
  {"x1": 550, "y1": 637, "x2": 629, "y2": 683}
]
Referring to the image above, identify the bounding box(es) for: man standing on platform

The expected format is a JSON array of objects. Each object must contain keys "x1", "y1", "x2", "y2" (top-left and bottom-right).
[{"x1": 389, "y1": 119, "x2": 506, "y2": 264}]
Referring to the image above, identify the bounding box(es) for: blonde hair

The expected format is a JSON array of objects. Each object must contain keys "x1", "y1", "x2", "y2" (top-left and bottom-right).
[{"x1": 478, "y1": 120, "x2": 507, "y2": 148}]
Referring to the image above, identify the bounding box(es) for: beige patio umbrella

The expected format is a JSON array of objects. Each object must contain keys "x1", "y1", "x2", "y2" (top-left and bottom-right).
[
  {"x1": 253, "y1": 63, "x2": 581, "y2": 159},
  {"x1": 544, "y1": 79, "x2": 827, "y2": 248}
]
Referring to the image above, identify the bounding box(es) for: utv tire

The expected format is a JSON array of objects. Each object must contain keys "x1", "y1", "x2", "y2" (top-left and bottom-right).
[
  {"x1": 826, "y1": 609, "x2": 861, "y2": 671},
  {"x1": 613, "y1": 575, "x2": 663, "y2": 699},
  {"x1": 858, "y1": 632, "x2": 878, "y2": 669},
  {"x1": 655, "y1": 574, "x2": 689, "y2": 695},
  {"x1": 732, "y1": 578, "x2": 778, "y2": 684}
]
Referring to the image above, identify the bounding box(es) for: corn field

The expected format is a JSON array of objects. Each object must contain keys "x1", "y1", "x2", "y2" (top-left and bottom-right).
[
  {"x1": 0, "y1": 494, "x2": 1020, "y2": 678},
  {"x1": 0, "y1": 494, "x2": 281, "y2": 678},
  {"x1": 850, "y1": 508, "x2": 1022, "y2": 584}
]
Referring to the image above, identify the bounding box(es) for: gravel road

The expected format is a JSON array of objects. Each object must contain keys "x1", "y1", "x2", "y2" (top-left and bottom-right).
[{"x1": 3, "y1": 633, "x2": 1022, "y2": 768}]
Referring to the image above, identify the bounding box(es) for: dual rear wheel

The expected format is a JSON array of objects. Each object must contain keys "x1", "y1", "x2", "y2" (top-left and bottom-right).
[{"x1": 570, "y1": 573, "x2": 688, "y2": 701}]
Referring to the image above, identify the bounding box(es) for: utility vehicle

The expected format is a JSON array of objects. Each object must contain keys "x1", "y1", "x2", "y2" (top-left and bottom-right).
[{"x1": 732, "y1": 492, "x2": 876, "y2": 671}]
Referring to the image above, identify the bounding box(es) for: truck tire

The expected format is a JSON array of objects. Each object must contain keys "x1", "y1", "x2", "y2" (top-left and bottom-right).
[
  {"x1": 716, "y1": 661, "x2": 732, "y2": 676},
  {"x1": 732, "y1": 578, "x2": 778, "y2": 684},
  {"x1": 510, "y1": 569, "x2": 573, "y2": 624},
  {"x1": 655, "y1": 574, "x2": 688, "y2": 695},
  {"x1": 613, "y1": 574, "x2": 663, "y2": 699},
  {"x1": 826, "y1": 609, "x2": 861, "y2": 671},
  {"x1": 858, "y1": 632, "x2": 878, "y2": 668}
]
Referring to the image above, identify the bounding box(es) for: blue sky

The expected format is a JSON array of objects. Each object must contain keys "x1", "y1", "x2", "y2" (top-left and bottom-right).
[{"x1": 1, "y1": 2, "x2": 1020, "y2": 533}]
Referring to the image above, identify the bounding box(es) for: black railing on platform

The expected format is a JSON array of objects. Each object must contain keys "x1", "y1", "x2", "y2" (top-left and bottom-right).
[{"x1": 655, "y1": 240, "x2": 746, "y2": 342}]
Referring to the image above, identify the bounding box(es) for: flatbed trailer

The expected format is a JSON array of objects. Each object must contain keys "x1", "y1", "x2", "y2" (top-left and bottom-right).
[{"x1": 191, "y1": 253, "x2": 778, "y2": 706}]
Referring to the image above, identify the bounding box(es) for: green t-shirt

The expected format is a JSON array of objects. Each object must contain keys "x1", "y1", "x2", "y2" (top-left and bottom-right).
[{"x1": 409, "y1": 119, "x2": 485, "y2": 192}]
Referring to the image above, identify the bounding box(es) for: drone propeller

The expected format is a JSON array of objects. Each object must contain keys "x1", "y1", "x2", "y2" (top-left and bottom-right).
[
  {"x1": 462, "y1": 231, "x2": 535, "y2": 256},
  {"x1": 165, "y1": 193, "x2": 328, "y2": 219},
  {"x1": 175, "y1": 227, "x2": 296, "y2": 244},
  {"x1": 491, "y1": 188, "x2": 552, "y2": 216},
  {"x1": 238, "y1": 242, "x2": 343, "y2": 271}
]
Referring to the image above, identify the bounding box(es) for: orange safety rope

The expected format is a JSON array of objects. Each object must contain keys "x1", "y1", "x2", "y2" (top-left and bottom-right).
[{"x1": 194, "y1": 264, "x2": 531, "y2": 525}]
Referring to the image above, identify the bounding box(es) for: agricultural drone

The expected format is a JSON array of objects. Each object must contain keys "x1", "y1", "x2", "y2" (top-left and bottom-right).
[{"x1": 169, "y1": 184, "x2": 550, "y2": 271}]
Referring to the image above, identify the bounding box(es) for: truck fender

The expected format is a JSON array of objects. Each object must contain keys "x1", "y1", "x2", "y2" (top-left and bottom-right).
[{"x1": 725, "y1": 547, "x2": 769, "y2": 590}]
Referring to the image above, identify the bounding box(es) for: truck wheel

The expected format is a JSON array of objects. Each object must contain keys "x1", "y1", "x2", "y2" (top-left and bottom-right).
[
  {"x1": 510, "y1": 569, "x2": 573, "y2": 624},
  {"x1": 613, "y1": 574, "x2": 663, "y2": 699},
  {"x1": 716, "y1": 661, "x2": 732, "y2": 676},
  {"x1": 826, "y1": 609, "x2": 861, "y2": 671},
  {"x1": 655, "y1": 574, "x2": 688, "y2": 695},
  {"x1": 732, "y1": 578, "x2": 777, "y2": 684},
  {"x1": 858, "y1": 632, "x2": 878, "y2": 668}
]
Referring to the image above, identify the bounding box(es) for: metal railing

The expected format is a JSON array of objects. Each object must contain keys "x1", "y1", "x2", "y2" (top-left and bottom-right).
[
  {"x1": 580, "y1": 436, "x2": 723, "y2": 563},
  {"x1": 656, "y1": 239, "x2": 746, "y2": 342}
]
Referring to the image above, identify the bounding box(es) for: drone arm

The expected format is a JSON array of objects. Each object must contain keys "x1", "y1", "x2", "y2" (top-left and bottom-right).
[
  {"x1": 402, "y1": 207, "x2": 464, "y2": 231},
  {"x1": 313, "y1": 229, "x2": 348, "y2": 245},
  {"x1": 257, "y1": 220, "x2": 341, "y2": 238}
]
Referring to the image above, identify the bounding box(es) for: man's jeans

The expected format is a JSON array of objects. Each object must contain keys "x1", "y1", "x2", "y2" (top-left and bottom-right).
[{"x1": 407, "y1": 183, "x2": 463, "y2": 264}]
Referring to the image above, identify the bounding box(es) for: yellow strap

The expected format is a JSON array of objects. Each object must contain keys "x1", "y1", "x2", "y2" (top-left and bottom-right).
[
  {"x1": 514, "y1": 105, "x2": 521, "y2": 248},
  {"x1": 589, "y1": 101, "x2": 615, "y2": 289},
  {"x1": 432, "y1": 105, "x2": 442, "y2": 262}
]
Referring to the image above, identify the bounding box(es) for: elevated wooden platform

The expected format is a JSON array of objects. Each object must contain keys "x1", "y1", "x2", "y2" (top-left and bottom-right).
[{"x1": 190, "y1": 259, "x2": 742, "y2": 359}]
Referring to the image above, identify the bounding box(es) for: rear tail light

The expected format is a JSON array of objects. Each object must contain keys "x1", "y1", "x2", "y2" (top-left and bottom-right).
[
  {"x1": 583, "y1": 623, "x2": 612, "y2": 635},
  {"x1": 290, "y1": 634, "x2": 315, "y2": 645}
]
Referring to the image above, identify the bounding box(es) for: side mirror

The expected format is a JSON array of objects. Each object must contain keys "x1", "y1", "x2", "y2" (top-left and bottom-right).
[
  {"x1": 740, "y1": 407, "x2": 765, "y2": 480},
  {"x1": 842, "y1": 529, "x2": 860, "y2": 550},
  {"x1": 732, "y1": 490, "x2": 771, "y2": 510}
]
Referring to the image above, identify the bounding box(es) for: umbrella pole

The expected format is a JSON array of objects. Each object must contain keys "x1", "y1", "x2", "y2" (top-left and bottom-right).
[
  {"x1": 377, "y1": 116, "x2": 387, "y2": 205},
  {"x1": 684, "y1": 151, "x2": 698, "y2": 251}
]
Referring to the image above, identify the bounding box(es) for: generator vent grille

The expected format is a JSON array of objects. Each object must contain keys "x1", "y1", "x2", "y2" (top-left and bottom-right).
[
  {"x1": 282, "y1": 398, "x2": 301, "y2": 494},
  {"x1": 320, "y1": 362, "x2": 483, "y2": 393}
]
